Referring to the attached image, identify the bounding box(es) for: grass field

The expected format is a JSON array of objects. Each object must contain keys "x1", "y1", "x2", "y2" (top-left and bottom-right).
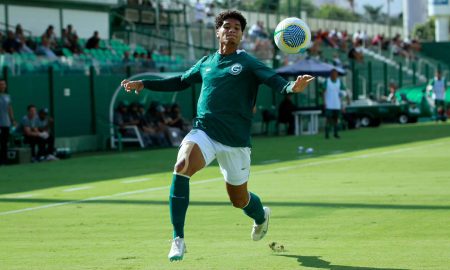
[{"x1": 1, "y1": 123, "x2": 450, "y2": 270}]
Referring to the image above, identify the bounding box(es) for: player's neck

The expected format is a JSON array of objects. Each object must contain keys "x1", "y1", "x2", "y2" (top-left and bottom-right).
[{"x1": 218, "y1": 44, "x2": 237, "y2": 55}]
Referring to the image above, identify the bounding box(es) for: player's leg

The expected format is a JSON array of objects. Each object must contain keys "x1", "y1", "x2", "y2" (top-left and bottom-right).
[
  {"x1": 168, "y1": 130, "x2": 215, "y2": 261},
  {"x1": 218, "y1": 147, "x2": 270, "y2": 241},
  {"x1": 171, "y1": 142, "x2": 204, "y2": 239},
  {"x1": 324, "y1": 110, "x2": 331, "y2": 139},
  {"x1": 333, "y1": 110, "x2": 340, "y2": 138},
  {"x1": 168, "y1": 142, "x2": 204, "y2": 261}
]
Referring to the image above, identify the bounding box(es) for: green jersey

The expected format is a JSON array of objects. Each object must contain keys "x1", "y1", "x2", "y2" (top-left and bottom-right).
[{"x1": 143, "y1": 50, "x2": 293, "y2": 147}]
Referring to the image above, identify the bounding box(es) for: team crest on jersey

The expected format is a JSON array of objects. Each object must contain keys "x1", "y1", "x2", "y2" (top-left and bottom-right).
[{"x1": 229, "y1": 63, "x2": 243, "y2": 75}]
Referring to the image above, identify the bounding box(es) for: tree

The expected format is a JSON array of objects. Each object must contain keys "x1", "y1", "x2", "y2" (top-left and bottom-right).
[
  {"x1": 315, "y1": 4, "x2": 359, "y2": 22},
  {"x1": 363, "y1": 5, "x2": 383, "y2": 22},
  {"x1": 413, "y1": 18, "x2": 435, "y2": 41}
]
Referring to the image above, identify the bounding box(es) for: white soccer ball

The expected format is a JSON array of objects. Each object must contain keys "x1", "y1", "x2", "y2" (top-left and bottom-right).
[
  {"x1": 306, "y1": 147, "x2": 314, "y2": 154},
  {"x1": 274, "y1": 17, "x2": 311, "y2": 54}
]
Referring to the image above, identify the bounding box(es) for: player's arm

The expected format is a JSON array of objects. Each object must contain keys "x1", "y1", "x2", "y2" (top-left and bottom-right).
[
  {"x1": 122, "y1": 56, "x2": 207, "y2": 95},
  {"x1": 251, "y1": 56, "x2": 314, "y2": 94},
  {"x1": 121, "y1": 76, "x2": 191, "y2": 95}
]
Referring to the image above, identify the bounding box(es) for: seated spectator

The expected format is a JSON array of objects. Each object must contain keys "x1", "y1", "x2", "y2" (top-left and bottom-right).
[
  {"x1": 278, "y1": 94, "x2": 298, "y2": 135},
  {"x1": 146, "y1": 102, "x2": 170, "y2": 146},
  {"x1": 248, "y1": 21, "x2": 268, "y2": 39},
  {"x1": 194, "y1": 0, "x2": 205, "y2": 24},
  {"x1": 167, "y1": 103, "x2": 190, "y2": 134},
  {"x1": 17, "y1": 105, "x2": 54, "y2": 162},
  {"x1": 15, "y1": 24, "x2": 25, "y2": 41},
  {"x1": 18, "y1": 36, "x2": 33, "y2": 54},
  {"x1": 36, "y1": 108, "x2": 58, "y2": 160},
  {"x1": 42, "y1": 25, "x2": 57, "y2": 50},
  {"x1": 85, "y1": 31, "x2": 100, "y2": 49},
  {"x1": 2, "y1": 30, "x2": 20, "y2": 53},
  {"x1": 348, "y1": 39, "x2": 364, "y2": 62},
  {"x1": 36, "y1": 37, "x2": 58, "y2": 60}
]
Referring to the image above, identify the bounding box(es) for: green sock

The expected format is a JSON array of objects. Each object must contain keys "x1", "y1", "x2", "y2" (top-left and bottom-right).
[
  {"x1": 243, "y1": 192, "x2": 265, "y2": 225},
  {"x1": 169, "y1": 174, "x2": 190, "y2": 238}
]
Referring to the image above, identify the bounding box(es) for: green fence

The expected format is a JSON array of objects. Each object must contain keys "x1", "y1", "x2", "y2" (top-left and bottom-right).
[{"x1": 6, "y1": 66, "x2": 299, "y2": 152}]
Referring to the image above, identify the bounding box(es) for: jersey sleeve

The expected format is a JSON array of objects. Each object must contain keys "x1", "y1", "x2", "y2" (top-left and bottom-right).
[
  {"x1": 181, "y1": 56, "x2": 207, "y2": 84},
  {"x1": 250, "y1": 56, "x2": 293, "y2": 94},
  {"x1": 141, "y1": 56, "x2": 208, "y2": 92},
  {"x1": 142, "y1": 75, "x2": 191, "y2": 92}
]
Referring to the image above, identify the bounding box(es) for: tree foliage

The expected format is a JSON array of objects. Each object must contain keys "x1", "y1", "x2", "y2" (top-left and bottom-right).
[
  {"x1": 314, "y1": 4, "x2": 359, "y2": 22},
  {"x1": 413, "y1": 18, "x2": 435, "y2": 41},
  {"x1": 363, "y1": 4, "x2": 383, "y2": 22}
]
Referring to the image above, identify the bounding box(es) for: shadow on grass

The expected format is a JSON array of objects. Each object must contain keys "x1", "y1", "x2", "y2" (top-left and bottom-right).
[
  {"x1": 0, "y1": 123, "x2": 449, "y2": 195},
  {"x1": 275, "y1": 254, "x2": 409, "y2": 270},
  {"x1": 1, "y1": 198, "x2": 450, "y2": 211}
]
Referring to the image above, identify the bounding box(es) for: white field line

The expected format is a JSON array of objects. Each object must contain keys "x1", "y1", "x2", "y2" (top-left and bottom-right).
[
  {"x1": 260, "y1": 159, "x2": 281, "y2": 164},
  {"x1": 13, "y1": 194, "x2": 36, "y2": 199},
  {"x1": 63, "y1": 186, "x2": 92, "y2": 192},
  {"x1": 0, "y1": 141, "x2": 446, "y2": 216},
  {"x1": 121, "y1": 178, "x2": 152, "y2": 184}
]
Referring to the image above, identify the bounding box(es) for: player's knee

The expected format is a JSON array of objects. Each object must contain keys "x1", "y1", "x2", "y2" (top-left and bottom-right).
[{"x1": 230, "y1": 198, "x2": 248, "y2": 209}]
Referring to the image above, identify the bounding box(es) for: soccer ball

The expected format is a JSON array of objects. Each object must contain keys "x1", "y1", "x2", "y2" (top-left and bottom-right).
[{"x1": 274, "y1": 17, "x2": 311, "y2": 54}]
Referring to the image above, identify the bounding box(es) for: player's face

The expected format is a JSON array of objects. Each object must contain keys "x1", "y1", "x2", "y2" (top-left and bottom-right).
[
  {"x1": 0, "y1": 81, "x2": 6, "y2": 92},
  {"x1": 217, "y1": 18, "x2": 243, "y2": 46}
]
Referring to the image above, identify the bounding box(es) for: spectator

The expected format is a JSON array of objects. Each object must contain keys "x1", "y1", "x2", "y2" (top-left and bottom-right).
[
  {"x1": 167, "y1": 103, "x2": 190, "y2": 134},
  {"x1": 18, "y1": 36, "x2": 33, "y2": 54},
  {"x1": 2, "y1": 30, "x2": 20, "y2": 53},
  {"x1": 85, "y1": 31, "x2": 100, "y2": 49},
  {"x1": 277, "y1": 94, "x2": 297, "y2": 135},
  {"x1": 194, "y1": 0, "x2": 205, "y2": 24},
  {"x1": 427, "y1": 70, "x2": 448, "y2": 122},
  {"x1": 0, "y1": 80, "x2": 16, "y2": 165},
  {"x1": 205, "y1": 2, "x2": 215, "y2": 27},
  {"x1": 248, "y1": 21, "x2": 268, "y2": 39},
  {"x1": 36, "y1": 37, "x2": 58, "y2": 60},
  {"x1": 15, "y1": 24, "x2": 25, "y2": 41},
  {"x1": 332, "y1": 53, "x2": 343, "y2": 68},
  {"x1": 17, "y1": 105, "x2": 50, "y2": 161},
  {"x1": 385, "y1": 81, "x2": 398, "y2": 104},
  {"x1": 42, "y1": 25, "x2": 57, "y2": 50},
  {"x1": 36, "y1": 108, "x2": 58, "y2": 160},
  {"x1": 322, "y1": 69, "x2": 347, "y2": 139},
  {"x1": 146, "y1": 102, "x2": 170, "y2": 146},
  {"x1": 348, "y1": 39, "x2": 364, "y2": 62}
]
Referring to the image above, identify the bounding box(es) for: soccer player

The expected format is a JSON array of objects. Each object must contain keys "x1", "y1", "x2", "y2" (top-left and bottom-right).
[{"x1": 121, "y1": 10, "x2": 314, "y2": 261}]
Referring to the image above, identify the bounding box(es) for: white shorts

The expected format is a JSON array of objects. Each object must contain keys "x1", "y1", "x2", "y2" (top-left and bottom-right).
[{"x1": 181, "y1": 129, "x2": 251, "y2": 186}]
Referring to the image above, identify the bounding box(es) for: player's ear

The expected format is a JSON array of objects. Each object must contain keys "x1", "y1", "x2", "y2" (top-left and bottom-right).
[{"x1": 216, "y1": 30, "x2": 219, "y2": 39}]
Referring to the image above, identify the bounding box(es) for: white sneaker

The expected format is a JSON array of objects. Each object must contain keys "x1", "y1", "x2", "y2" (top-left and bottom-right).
[
  {"x1": 168, "y1": 237, "x2": 186, "y2": 261},
  {"x1": 251, "y1": 206, "x2": 271, "y2": 241}
]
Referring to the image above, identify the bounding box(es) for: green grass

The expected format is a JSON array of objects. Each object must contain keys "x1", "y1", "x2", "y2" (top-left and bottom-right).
[{"x1": 1, "y1": 123, "x2": 450, "y2": 270}]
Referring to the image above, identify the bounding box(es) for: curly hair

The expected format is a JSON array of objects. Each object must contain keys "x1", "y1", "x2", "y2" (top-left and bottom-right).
[{"x1": 215, "y1": 10, "x2": 247, "y2": 31}]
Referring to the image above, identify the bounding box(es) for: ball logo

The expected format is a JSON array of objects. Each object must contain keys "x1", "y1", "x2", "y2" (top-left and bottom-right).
[{"x1": 229, "y1": 63, "x2": 243, "y2": 75}]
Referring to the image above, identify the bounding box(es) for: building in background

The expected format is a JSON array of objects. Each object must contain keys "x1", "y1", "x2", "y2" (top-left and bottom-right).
[
  {"x1": 428, "y1": 0, "x2": 450, "y2": 42},
  {"x1": 403, "y1": 0, "x2": 428, "y2": 38}
]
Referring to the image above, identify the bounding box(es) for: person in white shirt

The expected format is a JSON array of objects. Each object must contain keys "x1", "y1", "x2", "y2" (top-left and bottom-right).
[
  {"x1": 323, "y1": 69, "x2": 347, "y2": 139},
  {"x1": 427, "y1": 70, "x2": 448, "y2": 122}
]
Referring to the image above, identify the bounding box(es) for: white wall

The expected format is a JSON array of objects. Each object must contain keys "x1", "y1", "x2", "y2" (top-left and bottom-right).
[
  {"x1": 62, "y1": 10, "x2": 109, "y2": 39},
  {"x1": 8, "y1": 5, "x2": 60, "y2": 36}
]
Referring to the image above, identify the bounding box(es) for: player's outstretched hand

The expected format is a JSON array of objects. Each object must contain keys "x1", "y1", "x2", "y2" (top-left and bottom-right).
[
  {"x1": 121, "y1": 79, "x2": 144, "y2": 95},
  {"x1": 291, "y1": 75, "x2": 315, "y2": 93}
]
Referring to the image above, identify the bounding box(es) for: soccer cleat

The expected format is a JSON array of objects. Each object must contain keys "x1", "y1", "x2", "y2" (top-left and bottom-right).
[
  {"x1": 168, "y1": 237, "x2": 186, "y2": 261},
  {"x1": 251, "y1": 206, "x2": 271, "y2": 241}
]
